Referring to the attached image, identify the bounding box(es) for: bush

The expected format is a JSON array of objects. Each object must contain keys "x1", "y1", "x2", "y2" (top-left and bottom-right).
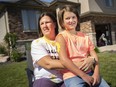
[
  {"x1": 4, "y1": 33, "x2": 18, "y2": 56},
  {"x1": 10, "y1": 49, "x2": 22, "y2": 62},
  {"x1": 94, "y1": 46, "x2": 100, "y2": 53},
  {"x1": 0, "y1": 44, "x2": 8, "y2": 55},
  {"x1": 4, "y1": 33, "x2": 18, "y2": 49}
]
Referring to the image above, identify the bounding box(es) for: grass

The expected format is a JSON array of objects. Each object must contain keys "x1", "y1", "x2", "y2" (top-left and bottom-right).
[
  {"x1": 0, "y1": 61, "x2": 28, "y2": 87},
  {"x1": 0, "y1": 51, "x2": 116, "y2": 87},
  {"x1": 98, "y1": 51, "x2": 116, "y2": 87}
]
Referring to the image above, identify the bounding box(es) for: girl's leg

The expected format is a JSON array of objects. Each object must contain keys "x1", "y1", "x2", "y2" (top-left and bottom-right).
[
  {"x1": 95, "y1": 78, "x2": 110, "y2": 87},
  {"x1": 33, "y1": 78, "x2": 57, "y2": 87},
  {"x1": 64, "y1": 76, "x2": 86, "y2": 87},
  {"x1": 63, "y1": 72, "x2": 93, "y2": 87}
]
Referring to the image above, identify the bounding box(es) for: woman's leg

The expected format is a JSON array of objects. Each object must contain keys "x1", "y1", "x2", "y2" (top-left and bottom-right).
[
  {"x1": 33, "y1": 78, "x2": 57, "y2": 87},
  {"x1": 60, "y1": 82, "x2": 66, "y2": 87}
]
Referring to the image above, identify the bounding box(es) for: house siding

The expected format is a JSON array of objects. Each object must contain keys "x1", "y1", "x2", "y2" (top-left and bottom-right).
[
  {"x1": 88, "y1": 0, "x2": 116, "y2": 14},
  {"x1": 0, "y1": 11, "x2": 9, "y2": 43}
]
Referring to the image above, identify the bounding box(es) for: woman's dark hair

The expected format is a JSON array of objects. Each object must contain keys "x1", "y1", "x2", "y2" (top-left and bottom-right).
[
  {"x1": 58, "y1": 5, "x2": 80, "y2": 31},
  {"x1": 38, "y1": 12, "x2": 58, "y2": 37}
]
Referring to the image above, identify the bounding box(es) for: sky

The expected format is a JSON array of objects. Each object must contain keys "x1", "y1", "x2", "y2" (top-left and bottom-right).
[
  {"x1": 41, "y1": 0, "x2": 54, "y2": 2},
  {"x1": 0, "y1": 0, "x2": 19, "y2": 2}
]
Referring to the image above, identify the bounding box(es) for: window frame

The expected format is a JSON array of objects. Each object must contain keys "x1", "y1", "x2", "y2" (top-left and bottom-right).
[
  {"x1": 21, "y1": 9, "x2": 41, "y2": 32},
  {"x1": 104, "y1": 0, "x2": 114, "y2": 7}
]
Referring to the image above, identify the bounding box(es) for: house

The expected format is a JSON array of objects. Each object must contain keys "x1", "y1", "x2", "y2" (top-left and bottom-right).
[
  {"x1": 78, "y1": 0, "x2": 116, "y2": 47},
  {"x1": 0, "y1": 0, "x2": 116, "y2": 51},
  {"x1": 0, "y1": 0, "x2": 79, "y2": 51}
]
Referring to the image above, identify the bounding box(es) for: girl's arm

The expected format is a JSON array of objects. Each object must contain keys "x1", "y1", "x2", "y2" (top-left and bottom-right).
[
  {"x1": 56, "y1": 34, "x2": 94, "y2": 86},
  {"x1": 79, "y1": 56, "x2": 95, "y2": 71},
  {"x1": 89, "y1": 50, "x2": 100, "y2": 86}
]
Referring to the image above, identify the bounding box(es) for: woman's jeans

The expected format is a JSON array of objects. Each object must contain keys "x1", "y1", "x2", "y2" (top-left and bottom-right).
[{"x1": 64, "y1": 72, "x2": 110, "y2": 87}]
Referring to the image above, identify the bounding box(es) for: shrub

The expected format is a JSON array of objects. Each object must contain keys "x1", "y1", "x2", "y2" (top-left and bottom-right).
[
  {"x1": 4, "y1": 33, "x2": 18, "y2": 49},
  {"x1": 0, "y1": 44, "x2": 8, "y2": 55},
  {"x1": 10, "y1": 49, "x2": 22, "y2": 62},
  {"x1": 94, "y1": 46, "x2": 100, "y2": 53},
  {"x1": 4, "y1": 33, "x2": 18, "y2": 56}
]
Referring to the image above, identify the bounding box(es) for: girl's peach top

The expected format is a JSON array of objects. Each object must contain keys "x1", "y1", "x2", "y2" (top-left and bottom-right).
[{"x1": 58, "y1": 30, "x2": 95, "y2": 80}]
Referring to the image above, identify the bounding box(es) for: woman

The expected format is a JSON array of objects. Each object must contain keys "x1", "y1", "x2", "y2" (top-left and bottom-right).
[
  {"x1": 56, "y1": 5, "x2": 110, "y2": 87},
  {"x1": 31, "y1": 12, "x2": 95, "y2": 87}
]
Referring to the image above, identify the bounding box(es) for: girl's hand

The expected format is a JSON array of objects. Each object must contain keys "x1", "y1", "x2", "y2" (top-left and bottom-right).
[
  {"x1": 81, "y1": 74, "x2": 94, "y2": 87},
  {"x1": 79, "y1": 56, "x2": 95, "y2": 71},
  {"x1": 92, "y1": 73, "x2": 100, "y2": 86}
]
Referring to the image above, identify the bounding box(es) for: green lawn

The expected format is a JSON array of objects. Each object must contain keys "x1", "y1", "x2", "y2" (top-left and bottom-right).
[
  {"x1": 0, "y1": 61, "x2": 28, "y2": 87},
  {"x1": 0, "y1": 51, "x2": 116, "y2": 87},
  {"x1": 98, "y1": 51, "x2": 116, "y2": 87}
]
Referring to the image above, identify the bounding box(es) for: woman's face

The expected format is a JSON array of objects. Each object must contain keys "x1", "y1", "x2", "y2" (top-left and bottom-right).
[
  {"x1": 63, "y1": 11, "x2": 78, "y2": 30},
  {"x1": 40, "y1": 15, "x2": 56, "y2": 39}
]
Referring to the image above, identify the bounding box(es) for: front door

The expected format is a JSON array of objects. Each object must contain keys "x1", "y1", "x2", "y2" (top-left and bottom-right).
[{"x1": 95, "y1": 24, "x2": 112, "y2": 47}]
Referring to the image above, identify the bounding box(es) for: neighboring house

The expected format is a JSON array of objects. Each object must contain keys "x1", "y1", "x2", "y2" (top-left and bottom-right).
[{"x1": 0, "y1": 0, "x2": 116, "y2": 50}]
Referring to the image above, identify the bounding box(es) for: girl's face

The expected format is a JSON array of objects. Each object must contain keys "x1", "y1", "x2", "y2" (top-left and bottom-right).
[
  {"x1": 40, "y1": 15, "x2": 56, "y2": 39},
  {"x1": 63, "y1": 11, "x2": 78, "y2": 30}
]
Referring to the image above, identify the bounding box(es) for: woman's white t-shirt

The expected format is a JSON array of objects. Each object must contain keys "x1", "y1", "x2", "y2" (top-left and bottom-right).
[{"x1": 31, "y1": 37, "x2": 63, "y2": 83}]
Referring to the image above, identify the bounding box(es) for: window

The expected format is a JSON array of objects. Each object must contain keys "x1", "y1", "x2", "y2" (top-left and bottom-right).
[
  {"x1": 105, "y1": 0, "x2": 113, "y2": 7},
  {"x1": 22, "y1": 10, "x2": 40, "y2": 32}
]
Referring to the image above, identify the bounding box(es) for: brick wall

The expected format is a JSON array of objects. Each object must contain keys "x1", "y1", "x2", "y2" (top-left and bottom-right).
[{"x1": 8, "y1": 8, "x2": 38, "y2": 40}]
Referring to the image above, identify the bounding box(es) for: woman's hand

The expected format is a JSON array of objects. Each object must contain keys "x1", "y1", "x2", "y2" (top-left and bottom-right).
[{"x1": 79, "y1": 56, "x2": 95, "y2": 71}]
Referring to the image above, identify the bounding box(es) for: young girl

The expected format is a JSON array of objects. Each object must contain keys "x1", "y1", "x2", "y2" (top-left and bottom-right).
[{"x1": 56, "y1": 5, "x2": 110, "y2": 87}]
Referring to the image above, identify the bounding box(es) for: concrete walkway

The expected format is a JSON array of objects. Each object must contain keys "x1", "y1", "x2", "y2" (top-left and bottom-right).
[
  {"x1": 98, "y1": 44, "x2": 116, "y2": 52},
  {"x1": 0, "y1": 54, "x2": 9, "y2": 63}
]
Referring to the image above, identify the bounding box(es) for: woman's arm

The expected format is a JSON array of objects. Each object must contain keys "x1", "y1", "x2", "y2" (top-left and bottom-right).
[
  {"x1": 31, "y1": 39, "x2": 65, "y2": 70},
  {"x1": 36, "y1": 55, "x2": 65, "y2": 70},
  {"x1": 55, "y1": 34, "x2": 94, "y2": 86}
]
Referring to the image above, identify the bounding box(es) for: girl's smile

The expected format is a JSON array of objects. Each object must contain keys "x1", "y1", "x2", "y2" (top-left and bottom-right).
[{"x1": 63, "y1": 11, "x2": 78, "y2": 30}]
